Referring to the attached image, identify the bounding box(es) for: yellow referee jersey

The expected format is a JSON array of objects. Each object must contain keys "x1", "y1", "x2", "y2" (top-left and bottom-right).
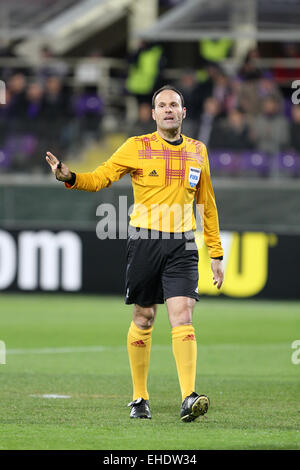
[{"x1": 65, "y1": 132, "x2": 223, "y2": 258}]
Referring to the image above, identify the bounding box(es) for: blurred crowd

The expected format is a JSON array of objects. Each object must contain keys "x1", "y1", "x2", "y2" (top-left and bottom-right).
[
  {"x1": 0, "y1": 43, "x2": 300, "y2": 177},
  {"x1": 0, "y1": 46, "x2": 105, "y2": 173},
  {"x1": 128, "y1": 45, "x2": 300, "y2": 177}
]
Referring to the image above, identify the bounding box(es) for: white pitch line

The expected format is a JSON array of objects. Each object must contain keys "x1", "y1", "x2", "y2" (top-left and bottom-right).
[
  {"x1": 7, "y1": 346, "x2": 111, "y2": 355},
  {"x1": 6, "y1": 345, "x2": 170, "y2": 355},
  {"x1": 6, "y1": 343, "x2": 287, "y2": 356},
  {"x1": 29, "y1": 394, "x2": 71, "y2": 399}
]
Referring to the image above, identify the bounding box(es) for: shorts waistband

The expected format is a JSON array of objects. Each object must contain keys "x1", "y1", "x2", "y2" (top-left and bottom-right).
[{"x1": 128, "y1": 225, "x2": 195, "y2": 240}]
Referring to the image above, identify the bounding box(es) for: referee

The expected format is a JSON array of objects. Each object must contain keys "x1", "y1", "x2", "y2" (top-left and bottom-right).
[{"x1": 46, "y1": 85, "x2": 224, "y2": 422}]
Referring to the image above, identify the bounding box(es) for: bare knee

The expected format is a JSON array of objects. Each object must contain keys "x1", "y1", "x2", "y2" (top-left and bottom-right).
[
  {"x1": 133, "y1": 304, "x2": 157, "y2": 329},
  {"x1": 166, "y1": 296, "x2": 195, "y2": 328}
]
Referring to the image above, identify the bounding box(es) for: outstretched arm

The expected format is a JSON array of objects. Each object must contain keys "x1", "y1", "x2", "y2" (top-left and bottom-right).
[{"x1": 45, "y1": 137, "x2": 138, "y2": 192}]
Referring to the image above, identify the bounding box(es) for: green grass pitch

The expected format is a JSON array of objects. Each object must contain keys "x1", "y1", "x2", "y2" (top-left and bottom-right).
[{"x1": 0, "y1": 294, "x2": 299, "y2": 450}]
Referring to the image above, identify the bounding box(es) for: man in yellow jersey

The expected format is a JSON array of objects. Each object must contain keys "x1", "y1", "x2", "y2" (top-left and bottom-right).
[{"x1": 46, "y1": 85, "x2": 224, "y2": 422}]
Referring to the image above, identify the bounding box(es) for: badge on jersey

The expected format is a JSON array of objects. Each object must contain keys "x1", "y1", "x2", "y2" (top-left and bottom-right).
[{"x1": 188, "y1": 167, "x2": 201, "y2": 188}]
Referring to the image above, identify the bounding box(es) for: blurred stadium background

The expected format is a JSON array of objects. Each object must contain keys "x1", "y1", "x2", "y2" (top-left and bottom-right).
[
  {"x1": 0, "y1": 0, "x2": 300, "y2": 451},
  {"x1": 0, "y1": 0, "x2": 300, "y2": 298}
]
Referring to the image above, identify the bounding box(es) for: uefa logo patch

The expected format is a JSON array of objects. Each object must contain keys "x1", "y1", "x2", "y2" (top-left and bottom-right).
[{"x1": 188, "y1": 167, "x2": 201, "y2": 188}]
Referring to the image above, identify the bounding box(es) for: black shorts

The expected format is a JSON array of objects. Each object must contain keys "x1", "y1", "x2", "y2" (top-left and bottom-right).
[{"x1": 125, "y1": 227, "x2": 199, "y2": 307}]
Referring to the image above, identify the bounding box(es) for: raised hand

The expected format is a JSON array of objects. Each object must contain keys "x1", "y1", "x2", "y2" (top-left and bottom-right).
[{"x1": 45, "y1": 151, "x2": 72, "y2": 182}]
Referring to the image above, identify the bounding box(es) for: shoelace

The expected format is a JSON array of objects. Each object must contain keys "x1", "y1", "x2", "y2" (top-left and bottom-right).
[{"x1": 127, "y1": 397, "x2": 144, "y2": 407}]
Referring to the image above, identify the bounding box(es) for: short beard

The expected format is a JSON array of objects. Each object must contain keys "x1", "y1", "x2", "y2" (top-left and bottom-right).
[{"x1": 161, "y1": 122, "x2": 182, "y2": 138}]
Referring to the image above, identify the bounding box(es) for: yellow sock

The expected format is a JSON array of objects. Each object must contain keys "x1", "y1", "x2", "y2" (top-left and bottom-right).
[
  {"x1": 127, "y1": 321, "x2": 153, "y2": 401},
  {"x1": 172, "y1": 324, "x2": 197, "y2": 401}
]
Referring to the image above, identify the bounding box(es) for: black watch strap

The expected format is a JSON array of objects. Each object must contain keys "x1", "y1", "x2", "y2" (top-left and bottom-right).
[
  {"x1": 211, "y1": 256, "x2": 223, "y2": 261},
  {"x1": 67, "y1": 172, "x2": 76, "y2": 186}
]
